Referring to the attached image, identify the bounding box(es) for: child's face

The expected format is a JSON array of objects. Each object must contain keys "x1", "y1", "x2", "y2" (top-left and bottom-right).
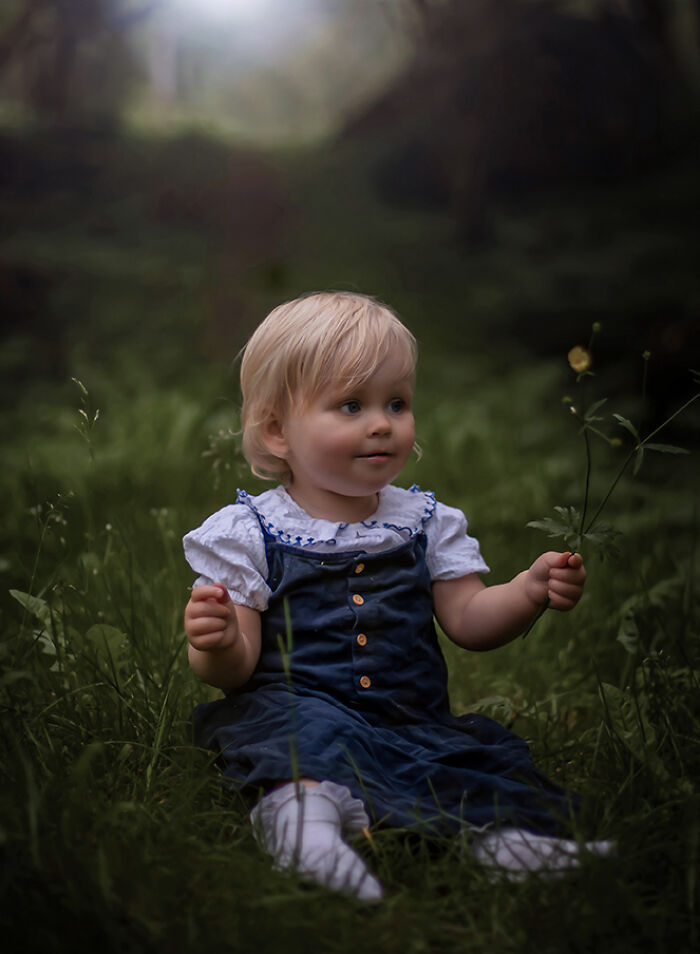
[{"x1": 268, "y1": 352, "x2": 415, "y2": 519}]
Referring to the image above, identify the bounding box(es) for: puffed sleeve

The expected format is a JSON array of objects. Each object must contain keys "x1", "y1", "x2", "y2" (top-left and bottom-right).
[
  {"x1": 425, "y1": 500, "x2": 489, "y2": 581},
  {"x1": 182, "y1": 504, "x2": 270, "y2": 611}
]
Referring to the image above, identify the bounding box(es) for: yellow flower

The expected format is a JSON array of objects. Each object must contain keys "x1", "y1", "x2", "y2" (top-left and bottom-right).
[{"x1": 568, "y1": 345, "x2": 593, "y2": 373}]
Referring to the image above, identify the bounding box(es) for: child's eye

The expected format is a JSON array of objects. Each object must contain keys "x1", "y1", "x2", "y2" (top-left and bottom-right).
[
  {"x1": 388, "y1": 398, "x2": 407, "y2": 413},
  {"x1": 340, "y1": 400, "x2": 361, "y2": 415}
]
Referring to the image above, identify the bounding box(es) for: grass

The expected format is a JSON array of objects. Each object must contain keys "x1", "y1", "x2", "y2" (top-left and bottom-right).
[{"x1": 1, "y1": 127, "x2": 699, "y2": 952}]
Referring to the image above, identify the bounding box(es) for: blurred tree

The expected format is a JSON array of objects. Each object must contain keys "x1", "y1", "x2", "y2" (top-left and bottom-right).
[
  {"x1": 392, "y1": 0, "x2": 698, "y2": 67},
  {"x1": 343, "y1": 0, "x2": 698, "y2": 237},
  {"x1": 0, "y1": 0, "x2": 158, "y2": 127}
]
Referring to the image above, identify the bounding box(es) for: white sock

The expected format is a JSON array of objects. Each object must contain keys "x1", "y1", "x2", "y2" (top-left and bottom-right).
[
  {"x1": 251, "y1": 781, "x2": 383, "y2": 902},
  {"x1": 472, "y1": 827, "x2": 615, "y2": 880}
]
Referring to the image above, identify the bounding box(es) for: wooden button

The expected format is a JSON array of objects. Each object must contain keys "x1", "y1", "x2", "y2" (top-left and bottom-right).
[
  {"x1": 354, "y1": 563, "x2": 365, "y2": 574},
  {"x1": 352, "y1": 594, "x2": 364, "y2": 606},
  {"x1": 360, "y1": 675, "x2": 371, "y2": 689},
  {"x1": 357, "y1": 633, "x2": 367, "y2": 646}
]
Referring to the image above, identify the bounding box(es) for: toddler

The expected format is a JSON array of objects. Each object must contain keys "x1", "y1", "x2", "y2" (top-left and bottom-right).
[{"x1": 184, "y1": 291, "x2": 610, "y2": 901}]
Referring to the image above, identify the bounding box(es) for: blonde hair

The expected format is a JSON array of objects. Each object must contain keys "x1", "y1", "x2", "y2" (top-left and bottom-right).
[{"x1": 240, "y1": 291, "x2": 417, "y2": 482}]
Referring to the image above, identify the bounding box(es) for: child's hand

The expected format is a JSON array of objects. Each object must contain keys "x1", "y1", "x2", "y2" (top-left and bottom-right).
[
  {"x1": 184, "y1": 584, "x2": 240, "y2": 652},
  {"x1": 525, "y1": 552, "x2": 586, "y2": 611}
]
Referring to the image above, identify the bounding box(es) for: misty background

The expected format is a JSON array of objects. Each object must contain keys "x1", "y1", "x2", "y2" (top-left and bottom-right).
[{"x1": 2, "y1": 0, "x2": 699, "y2": 407}]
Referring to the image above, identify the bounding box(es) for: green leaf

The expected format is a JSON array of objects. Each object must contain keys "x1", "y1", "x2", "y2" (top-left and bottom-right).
[
  {"x1": 584, "y1": 398, "x2": 608, "y2": 422},
  {"x1": 9, "y1": 589, "x2": 52, "y2": 629},
  {"x1": 613, "y1": 413, "x2": 640, "y2": 441},
  {"x1": 9, "y1": 589, "x2": 75, "y2": 671},
  {"x1": 580, "y1": 524, "x2": 621, "y2": 560},
  {"x1": 82, "y1": 624, "x2": 129, "y2": 687},
  {"x1": 526, "y1": 517, "x2": 569, "y2": 537},
  {"x1": 469, "y1": 695, "x2": 520, "y2": 722},
  {"x1": 599, "y1": 682, "x2": 668, "y2": 780},
  {"x1": 633, "y1": 447, "x2": 644, "y2": 476},
  {"x1": 644, "y1": 442, "x2": 689, "y2": 455},
  {"x1": 84, "y1": 624, "x2": 128, "y2": 662},
  {"x1": 619, "y1": 576, "x2": 681, "y2": 617},
  {"x1": 527, "y1": 507, "x2": 582, "y2": 550},
  {"x1": 617, "y1": 615, "x2": 639, "y2": 653}
]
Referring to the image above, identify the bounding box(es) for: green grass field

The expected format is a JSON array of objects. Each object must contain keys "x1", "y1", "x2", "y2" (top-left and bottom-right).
[{"x1": 1, "y1": 130, "x2": 699, "y2": 953}]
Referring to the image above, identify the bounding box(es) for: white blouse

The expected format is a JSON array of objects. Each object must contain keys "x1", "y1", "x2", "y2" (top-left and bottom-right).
[{"x1": 183, "y1": 484, "x2": 489, "y2": 611}]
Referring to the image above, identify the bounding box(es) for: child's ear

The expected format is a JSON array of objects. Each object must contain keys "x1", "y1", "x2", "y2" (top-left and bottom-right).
[{"x1": 260, "y1": 416, "x2": 289, "y2": 460}]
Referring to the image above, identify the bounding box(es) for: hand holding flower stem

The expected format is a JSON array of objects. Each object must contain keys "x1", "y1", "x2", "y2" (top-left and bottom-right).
[{"x1": 523, "y1": 330, "x2": 699, "y2": 637}]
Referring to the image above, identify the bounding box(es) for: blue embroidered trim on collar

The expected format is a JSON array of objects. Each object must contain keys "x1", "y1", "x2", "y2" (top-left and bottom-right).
[
  {"x1": 235, "y1": 489, "x2": 336, "y2": 547},
  {"x1": 235, "y1": 485, "x2": 436, "y2": 549}
]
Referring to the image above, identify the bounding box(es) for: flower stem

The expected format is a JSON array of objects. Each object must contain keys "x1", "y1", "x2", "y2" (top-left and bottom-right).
[
  {"x1": 578, "y1": 427, "x2": 592, "y2": 543},
  {"x1": 583, "y1": 449, "x2": 635, "y2": 536},
  {"x1": 520, "y1": 596, "x2": 550, "y2": 639},
  {"x1": 636, "y1": 391, "x2": 699, "y2": 447},
  {"x1": 584, "y1": 390, "x2": 700, "y2": 536}
]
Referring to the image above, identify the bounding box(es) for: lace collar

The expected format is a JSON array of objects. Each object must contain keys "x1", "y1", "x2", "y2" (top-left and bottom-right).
[{"x1": 235, "y1": 484, "x2": 436, "y2": 548}]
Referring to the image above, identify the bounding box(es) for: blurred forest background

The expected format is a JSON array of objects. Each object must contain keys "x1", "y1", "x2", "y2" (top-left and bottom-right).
[
  {"x1": 2, "y1": 2, "x2": 700, "y2": 952},
  {"x1": 2, "y1": 0, "x2": 700, "y2": 396}
]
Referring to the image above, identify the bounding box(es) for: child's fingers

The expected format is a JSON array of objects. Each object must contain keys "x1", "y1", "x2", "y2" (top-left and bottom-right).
[
  {"x1": 548, "y1": 595, "x2": 579, "y2": 611},
  {"x1": 548, "y1": 578, "x2": 583, "y2": 603},
  {"x1": 187, "y1": 615, "x2": 228, "y2": 637},
  {"x1": 188, "y1": 630, "x2": 232, "y2": 651},
  {"x1": 549, "y1": 553, "x2": 585, "y2": 579},
  {"x1": 531, "y1": 553, "x2": 585, "y2": 611},
  {"x1": 537, "y1": 552, "x2": 578, "y2": 577},
  {"x1": 185, "y1": 585, "x2": 237, "y2": 651},
  {"x1": 548, "y1": 593, "x2": 579, "y2": 611},
  {"x1": 187, "y1": 598, "x2": 230, "y2": 621},
  {"x1": 186, "y1": 600, "x2": 232, "y2": 625},
  {"x1": 190, "y1": 584, "x2": 230, "y2": 603},
  {"x1": 548, "y1": 567, "x2": 586, "y2": 609},
  {"x1": 550, "y1": 564, "x2": 586, "y2": 583}
]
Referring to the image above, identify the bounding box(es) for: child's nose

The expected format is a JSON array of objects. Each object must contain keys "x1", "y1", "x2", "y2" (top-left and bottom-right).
[{"x1": 367, "y1": 410, "x2": 391, "y2": 435}]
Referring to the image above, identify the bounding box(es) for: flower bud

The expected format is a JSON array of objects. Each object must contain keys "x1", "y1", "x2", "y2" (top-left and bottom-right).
[{"x1": 567, "y1": 345, "x2": 593, "y2": 373}]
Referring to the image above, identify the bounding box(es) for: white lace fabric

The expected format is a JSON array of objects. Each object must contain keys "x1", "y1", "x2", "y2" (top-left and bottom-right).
[{"x1": 183, "y1": 484, "x2": 489, "y2": 611}]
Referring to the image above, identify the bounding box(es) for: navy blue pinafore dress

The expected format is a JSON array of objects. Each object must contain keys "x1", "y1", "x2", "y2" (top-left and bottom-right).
[{"x1": 193, "y1": 525, "x2": 577, "y2": 835}]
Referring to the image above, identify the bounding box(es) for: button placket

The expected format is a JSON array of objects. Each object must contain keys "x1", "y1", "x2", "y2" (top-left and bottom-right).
[{"x1": 350, "y1": 564, "x2": 371, "y2": 691}]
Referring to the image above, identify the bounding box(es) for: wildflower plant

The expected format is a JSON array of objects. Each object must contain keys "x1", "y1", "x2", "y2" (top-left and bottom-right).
[
  {"x1": 71, "y1": 377, "x2": 100, "y2": 463},
  {"x1": 528, "y1": 325, "x2": 699, "y2": 558},
  {"x1": 523, "y1": 326, "x2": 699, "y2": 636},
  {"x1": 202, "y1": 424, "x2": 240, "y2": 491}
]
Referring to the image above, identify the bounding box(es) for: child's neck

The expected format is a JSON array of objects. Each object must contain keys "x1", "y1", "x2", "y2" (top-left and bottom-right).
[{"x1": 285, "y1": 485, "x2": 380, "y2": 524}]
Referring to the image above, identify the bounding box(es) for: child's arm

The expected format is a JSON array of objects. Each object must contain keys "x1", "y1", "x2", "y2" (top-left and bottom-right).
[
  {"x1": 184, "y1": 584, "x2": 261, "y2": 689},
  {"x1": 432, "y1": 552, "x2": 585, "y2": 651}
]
